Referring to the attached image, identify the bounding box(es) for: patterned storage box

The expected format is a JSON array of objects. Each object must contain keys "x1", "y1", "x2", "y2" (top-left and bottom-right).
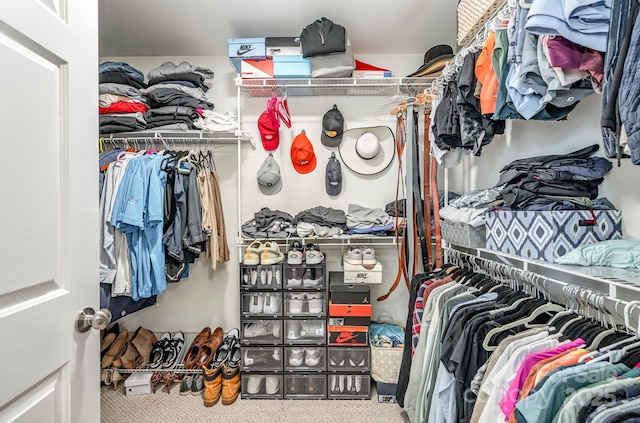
[
  {"x1": 370, "y1": 345, "x2": 403, "y2": 384},
  {"x1": 457, "y1": 0, "x2": 504, "y2": 46},
  {"x1": 440, "y1": 220, "x2": 486, "y2": 248},
  {"x1": 485, "y1": 210, "x2": 623, "y2": 262}
]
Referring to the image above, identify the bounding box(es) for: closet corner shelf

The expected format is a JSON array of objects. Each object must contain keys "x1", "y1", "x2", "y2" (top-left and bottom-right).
[
  {"x1": 235, "y1": 76, "x2": 434, "y2": 97},
  {"x1": 101, "y1": 129, "x2": 253, "y2": 145},
  {"x1": 449, "y1": 245, "x2": 640, "y2": 298}
]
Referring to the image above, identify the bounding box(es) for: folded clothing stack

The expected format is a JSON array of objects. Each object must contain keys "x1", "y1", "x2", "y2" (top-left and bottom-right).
[{"x1": 99, "y1": 61, "x2": 149, "y2": 134}]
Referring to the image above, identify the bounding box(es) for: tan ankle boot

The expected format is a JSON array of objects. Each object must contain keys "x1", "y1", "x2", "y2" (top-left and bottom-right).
[
  {"x1": 221, "y1": 362, "x2": 241, "y2": 405},
  {"x1": 201, "y1": 364, "x2": 223, "y2": 407},
  {"x1": 119, "y1": 338, "x2": 140, "y2": 369},
  {"x1": 130, "y1": 327, "x2": 158, "y2": 368}
]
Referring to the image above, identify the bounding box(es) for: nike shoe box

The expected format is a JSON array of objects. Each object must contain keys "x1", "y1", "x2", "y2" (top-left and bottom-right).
[
  {"x1": 266, "y1": 37, "x2": 302, "y2": 56},
  {"x1": 329, "y1": 278, "x2": 371, "y2": 305},
  {"x1": 327, "y1": 346, "x2": 370, "y2": 372},
  {"x1": 329, "y1": 302, "x2": 372, "y2": 317},
  {"x1": 240, "y1": 58, "x2": 274, "y2": 79},
  {"x1": 328, "y1": 325, "x2": 369, "y2": 346},
  {"x1": 343, "y1": 261, "x2": 383, "y2": 284},
  {"x1": 228, "y1": 37, "x2": 267, "y2": 58}
]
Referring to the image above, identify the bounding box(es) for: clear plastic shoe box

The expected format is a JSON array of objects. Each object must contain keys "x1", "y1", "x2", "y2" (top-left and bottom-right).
[
  {"x1": 284, "y1": 346, "x2": 326, "y2": 372},
  {"x1": 241, "y1": 320, "x2": 283, "y2": 345},
  {"x1": 241, "y1": 292, "x2": 283, "y2": 317},
  {"x1": 284, "y1": 374, "x2": 327, "y2": 399},
  {"x1": 284, "y1": 291, "x2": 326, "y2": 317},
  {"x1": 327, "y1": 347, "x2": 370, "y2": 372},
  {"x1": 327, "y1": 374, "x2": 371, "y2": 399},
  {"x1": 283, "y1": 265, "x2": 325, "y2": 290},
  {"x1": 283, "y1": 319, "x2": 326, "y2": 345},
  {"x1": 241, "y1": 373, "x2": 283, "y2": 399},
  {"x1": 240, "y1": 264, "x2": 283, "y2": 290},
  {"x1": 241, "y1": 346, "x2": 283, "y2": 372}
]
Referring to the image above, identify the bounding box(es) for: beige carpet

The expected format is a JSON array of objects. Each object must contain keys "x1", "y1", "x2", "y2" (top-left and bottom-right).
[{"x1": 101, "y1": 381, "x2": 410, "y2": 423}]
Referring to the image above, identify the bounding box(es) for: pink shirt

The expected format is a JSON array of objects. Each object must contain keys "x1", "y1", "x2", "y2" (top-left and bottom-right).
[{"x1": 499, "y1": 338, "x2": 585, "y2": 418}]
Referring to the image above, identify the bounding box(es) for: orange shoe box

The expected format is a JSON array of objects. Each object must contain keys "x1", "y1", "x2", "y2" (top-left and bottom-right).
[{"x1": 329, "y1": 302, "x2": 372, "y2": 317}]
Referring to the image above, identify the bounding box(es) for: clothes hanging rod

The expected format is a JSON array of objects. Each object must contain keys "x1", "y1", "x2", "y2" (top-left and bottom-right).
[{"x1": 445, "y1": 247, "x2": 640, "y2": 331}]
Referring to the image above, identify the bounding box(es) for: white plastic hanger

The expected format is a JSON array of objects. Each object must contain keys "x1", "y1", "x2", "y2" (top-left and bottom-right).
[{"x1": 586, "y1": 301, "x2": 640, "y2": 364}]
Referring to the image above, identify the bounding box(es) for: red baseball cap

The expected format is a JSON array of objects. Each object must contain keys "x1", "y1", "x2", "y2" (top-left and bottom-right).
[
  {"x1": 258, "y1": 111, "x2": 279, "y2": 150},
  {"x1": 290, "y1": 130, "x2": 317, "y2": 174}
]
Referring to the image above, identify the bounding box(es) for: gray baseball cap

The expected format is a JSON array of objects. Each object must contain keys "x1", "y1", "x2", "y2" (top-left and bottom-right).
[
  {"x1": 325, "y1": 152, "x2": 342, "y2": 196},
  {"x1": 257, "y1": 153, "x2": 282, "y2": 195},
  {"x1": 321, "y1": 104, "x2": 344, "y2": 147}
]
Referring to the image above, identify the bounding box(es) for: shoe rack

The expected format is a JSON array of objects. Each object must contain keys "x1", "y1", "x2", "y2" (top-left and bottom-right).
[{"x1": 239, "y1": 259, "x2": 329, "y2": 400}]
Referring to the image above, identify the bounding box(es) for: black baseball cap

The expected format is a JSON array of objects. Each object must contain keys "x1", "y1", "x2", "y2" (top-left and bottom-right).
[{"x1": 321, "y1": 104, "x2": 344, "y2": 147}]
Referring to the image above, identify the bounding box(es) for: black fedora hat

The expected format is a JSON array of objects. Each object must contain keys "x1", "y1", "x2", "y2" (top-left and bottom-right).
[{"x1": 407, "y1": 44, "x2": 455, "y2": 77}]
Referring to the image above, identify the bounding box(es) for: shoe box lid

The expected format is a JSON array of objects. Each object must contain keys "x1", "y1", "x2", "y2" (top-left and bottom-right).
[{"x1": 329, "y1": 302, "x2": 372, "y2": 317}]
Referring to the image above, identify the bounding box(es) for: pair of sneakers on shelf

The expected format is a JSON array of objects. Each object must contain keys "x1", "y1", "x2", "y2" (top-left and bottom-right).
[
  {"x1": 330, "y1": 374, "x2": 365, "y2": 394},
  {"x1": 343, "y1": 246, "x2": 377, "y2": 268},
  {"x1": 242, "y1": 266, "x2": 282, "y2": 286},
  {"x1": 287, "y1": 241, "x2": 324, "y2": 265},
  {"x1": 329, "y1": 348, "x2": 367, "y2": 367},
  {"x1": 248, "y1": 292, "x2": 281, "y2": 315},
  {"x1": 285, "y1": 267, "x2": 323, "y2": 288},
  {"x1": 288, "y1": 292, "x2": 324, "y2": 314},
  {"x1": 245, "y1": 374, "x2": 281, "y2": 395},
  {"x1": 286, "y1": 320, "x2": 324, "y2": 340},
  {"x1": 244, "y1": 321, "x2": 281, "y2": 339},
  {"x1": 288, "y1": 347, "x2": 323, "y2": 367},
  {"x1": 243, "y1": 241, "x2": 284, "y2": 265}
]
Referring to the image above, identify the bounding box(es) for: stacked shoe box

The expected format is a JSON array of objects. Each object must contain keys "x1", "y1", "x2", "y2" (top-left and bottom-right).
[
  {"x1": 239, "y1": 263, "x2": 284, "y2": 399},
  {"x1": 282, "y1": 261, "x2": 328, "y2": 399},
  {"x1": 327, "y1": 272, "x2": 371, "y2": 399}
]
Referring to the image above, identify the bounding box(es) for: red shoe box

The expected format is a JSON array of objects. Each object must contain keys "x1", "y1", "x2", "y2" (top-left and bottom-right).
[{"x1": 328, "y1": 325, "x2": 369, "y2": 346}]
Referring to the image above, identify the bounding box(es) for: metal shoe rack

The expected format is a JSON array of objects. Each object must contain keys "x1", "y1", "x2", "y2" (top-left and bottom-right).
[{"x1": 239, "y1": 258, "x2": 329, "y2": 399}]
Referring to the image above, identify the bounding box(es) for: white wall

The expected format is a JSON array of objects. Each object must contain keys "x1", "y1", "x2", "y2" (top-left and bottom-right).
[
  {"x1": 101, "y1": 54, "x2": 425, "y2": 333},
  {"x1": 447, "y1": 94, "x2": 640, "y2": 238}
]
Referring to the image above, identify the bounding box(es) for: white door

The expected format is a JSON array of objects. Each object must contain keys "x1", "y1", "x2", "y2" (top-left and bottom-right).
[{"x1": 0, "y1": 1, "x2": 99, "y2": 422}]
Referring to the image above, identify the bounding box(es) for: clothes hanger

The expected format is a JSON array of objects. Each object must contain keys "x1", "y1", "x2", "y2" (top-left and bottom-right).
[{"x1": 375, "y1": 85, "x2": 412, "y2": 115}]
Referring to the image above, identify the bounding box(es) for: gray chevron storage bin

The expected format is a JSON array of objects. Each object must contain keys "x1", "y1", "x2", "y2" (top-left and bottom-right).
[{"x1": 485, "y1": 210, "x2": 622, "y2": 262}]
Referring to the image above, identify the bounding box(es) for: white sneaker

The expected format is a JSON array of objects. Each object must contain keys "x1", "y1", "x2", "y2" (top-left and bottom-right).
[
  {"x1": 286, "y1": 321, "x2": 302, "y2": 340},
  {"x1": 248, "y1": 293, "x2": 264, "y2": 314},
  {"x1": 362, "y1": 247, "x2": 377, "y2": 268},
  {"x1": 265, "y1": 375, "x2": 280, "y2": 395},
  {"x1": 262, "y1": 293, "x2": 281, "y2": 314},
  {"x1": 266, "y1": 321, "x2": 281, "y2": 338},
  {"x1": 306, "y1": 293, "x2": 324, "y2": 314},
  {"x1": 343, "y1": 247, "x2": 363, "y2": 265},
  {"x1": 288, "y1": 293, "x2": 305, "y2": 314},
  {"x1": 288, "y1": 348, "x2": 304, "y2": 367},
  {"x1": 305, "y1": 244, "x2": 324, "y2": 264},
  {"x1": 302, "y1": 269, "x2": 323, "y2": 287},
  {"x1": 286, "y1": 268, "x2": 303, "y2": 287},
  {"x1": 251, "y1": 269, "x2": 258, "y2": 285},
  {"x1": 244, "y1": 322, "x2": 267, "y2": 338},
  {"x1": 275, "y1": 268, "x2": 282, "y2": 286},
  {"x1": 301, "y1": 321, "x2": 324, "y2": 338},
  {"x1": 304, "y1": 348, "x2": 322, "y2": 367},
  {"x1": 246, "y1": 374, "x2": 264, "y2": 394}
]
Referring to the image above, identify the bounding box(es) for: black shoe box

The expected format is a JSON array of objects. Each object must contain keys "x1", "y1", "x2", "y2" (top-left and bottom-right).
[{"x1": 329, "y1": 272, "x2": 370, "y2": 305}]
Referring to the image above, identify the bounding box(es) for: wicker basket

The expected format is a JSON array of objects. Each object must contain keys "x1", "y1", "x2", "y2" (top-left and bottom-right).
[
  {"x1": 457, "y1": 0, "x2": 504, "y2": 46},
  {"x1": 370, "y1": 345, "x2": 403, "y2": 384},
  {"x1": 441, "y1": 220, "x2": 486, "y2": 248}
]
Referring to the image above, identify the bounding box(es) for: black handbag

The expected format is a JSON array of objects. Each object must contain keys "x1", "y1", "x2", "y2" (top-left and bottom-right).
[{"x1": 300, "y1": 17, "x2": 346, "y2": 58}]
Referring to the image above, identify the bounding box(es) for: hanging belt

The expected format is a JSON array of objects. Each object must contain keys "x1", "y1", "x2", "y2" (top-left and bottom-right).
[
  {"x1": 423, "y1": 106, "x2": 433, "y2": 272},
  {"x1": 428, "y1": 105, "x2": 443, "y2": 267},
  {"x1": 411, "y1": 109, "x2": 429, "y2": 273},
  {"x1": 377, "y1": 113, "x2": 410, "y2": 302}
]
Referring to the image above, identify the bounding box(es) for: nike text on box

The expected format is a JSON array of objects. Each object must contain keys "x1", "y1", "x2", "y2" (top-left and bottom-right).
[
  {"x1": 228, "y1": 37, "x2": 267, "y2": 58},
  {"x1": 343, "y1": 262, "x2": 382, "y2": 284},
  {"x1": 328, "y1": 326, "x2": 369, "y2": 346}
]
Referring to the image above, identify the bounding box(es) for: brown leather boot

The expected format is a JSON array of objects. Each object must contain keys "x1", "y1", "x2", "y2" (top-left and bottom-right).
[
  {"x1": 101, "y1": 329, "x2": 129, "y2": 368},
  {"x1": 201, "y1": 364, "x2": 223, "y2": 407},
  {"x1": 119, "y1": 336, "x2": 140, "y2": 369},
  {"x1": 130, "y1": 327, "x2": 158, "y2": 368},
  {"x1": 221, "y1": 362, "x2": 241, "y2": 405}
]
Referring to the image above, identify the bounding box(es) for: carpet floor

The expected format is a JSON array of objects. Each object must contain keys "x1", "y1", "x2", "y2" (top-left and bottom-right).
[{"x1": 101, "y1": 381, "x2": 410, "y2": 423}]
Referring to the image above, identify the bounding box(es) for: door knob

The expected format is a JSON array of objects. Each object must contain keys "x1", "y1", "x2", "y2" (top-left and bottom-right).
[{"x1": 75, "y1": 307, "x2": 112, "y2": 333}]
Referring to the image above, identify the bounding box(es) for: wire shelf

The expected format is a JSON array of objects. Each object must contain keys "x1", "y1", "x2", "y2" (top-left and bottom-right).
[{"x1": 236, "y1": 77, "x2": 434, "y2": 98}]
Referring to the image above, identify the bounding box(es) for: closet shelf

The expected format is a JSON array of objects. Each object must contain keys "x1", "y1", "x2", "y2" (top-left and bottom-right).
[
  {"x1": 237, "y1": 235, "x2": 400, "y2": 248},
  {"x1": 235, "y1": 76, "x2": 434, "y2": 97},
  {"x1": 448, "y1": 245, "x2": 640, "y2": 299},
  {"x1": 100, "y1": 130, "x2": 253, "y2": 145}
]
